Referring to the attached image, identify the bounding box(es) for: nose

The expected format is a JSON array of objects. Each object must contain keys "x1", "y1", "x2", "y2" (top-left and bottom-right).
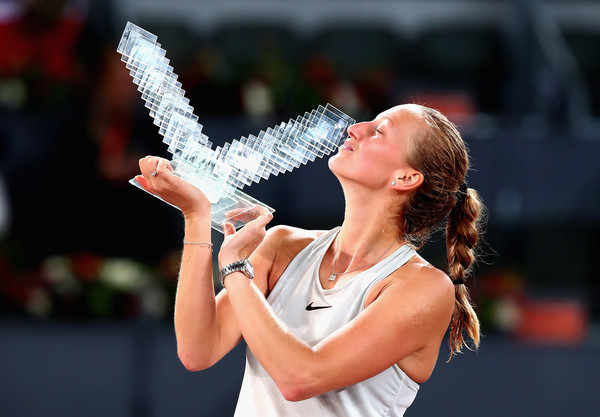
[{"x1": 347, "y1": 121, "x2": 368, "y2": 141}]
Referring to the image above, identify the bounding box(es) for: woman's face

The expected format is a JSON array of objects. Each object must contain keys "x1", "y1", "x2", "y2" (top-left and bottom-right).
[{"x1": 329, "y1": 104, "x2": 425, "y2": 189}]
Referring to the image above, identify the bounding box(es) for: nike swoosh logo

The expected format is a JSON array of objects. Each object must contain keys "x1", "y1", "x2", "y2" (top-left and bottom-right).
[{"x1": 306, "y1": 302, "x2": 333, "y2": 311}]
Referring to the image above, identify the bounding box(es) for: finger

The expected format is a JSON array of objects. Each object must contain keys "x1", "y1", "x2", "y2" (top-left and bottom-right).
[
  {"x1": 222, "y1": 222, "x2": 236, "y2": 237},
  {"x1": 257, "y1": 213, "x2": 274, "y2": 228},
  {"x1": 134, "y1": 175, "x2": 150, "y2": 190},
  {"x1": 155, "y1": 158, "x2": 172, "y2": 176},
  {"x1": 244, "y1": 212, "x2": 273, "y2": 231},
  {"x1": 225, "y1": 207, "x2": 248, "y2": 218},
  {"x1": 253, "y1": 205, "x2": 269, "y2": 217},
  {"x1": 225, "y1": 207, "x2": 257, "y2": 223},
  {"x1": 139, "y1": 155, "x2": 160, "y2": 178}
]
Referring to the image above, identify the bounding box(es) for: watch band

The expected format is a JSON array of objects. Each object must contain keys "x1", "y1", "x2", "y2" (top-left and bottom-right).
[{"x1": 219, "y1": 259, "x2": 254, "y2": 287}]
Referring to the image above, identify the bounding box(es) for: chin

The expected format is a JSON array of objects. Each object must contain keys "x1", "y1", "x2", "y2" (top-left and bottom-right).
[
  {"x1": 328, "y1": 154, "x2": 351, "y2": 184},
  {"x1": 328, "y1": 153, "x2": 340, "y2": 173}
]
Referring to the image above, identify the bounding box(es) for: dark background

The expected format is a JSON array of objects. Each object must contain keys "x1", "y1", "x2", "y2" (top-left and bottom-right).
[{"x1": 0, "y1": 0, "x2": 598, "y2": 416}]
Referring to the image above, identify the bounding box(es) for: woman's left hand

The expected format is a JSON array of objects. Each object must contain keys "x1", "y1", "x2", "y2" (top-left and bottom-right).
[{"x1": 218, "y1": 209, "x2": 273, "y2": 266}]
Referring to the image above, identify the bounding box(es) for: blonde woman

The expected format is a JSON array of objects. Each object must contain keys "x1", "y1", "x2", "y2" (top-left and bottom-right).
[{"x1": 135, "y1": 103, "x2": 484, "y2": 416}]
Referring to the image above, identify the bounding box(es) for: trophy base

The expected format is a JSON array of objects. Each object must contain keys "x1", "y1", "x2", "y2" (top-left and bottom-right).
[{"x1": 129, "y1": 177, "x2": 275, "y2": 233}]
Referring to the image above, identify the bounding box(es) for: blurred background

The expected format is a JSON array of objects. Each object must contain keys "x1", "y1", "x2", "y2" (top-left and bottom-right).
[{"x1": 0, "y1": 0, "x2": 598, "y2": 415}]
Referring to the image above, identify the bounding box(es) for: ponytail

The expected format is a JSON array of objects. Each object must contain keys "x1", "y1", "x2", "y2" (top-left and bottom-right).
[
  {"x1": 398, "y1": 104, "x2": 486, "y2": 359},
  {"x1": 446, "y1": 186, "x2": 484, "y2": 358}
]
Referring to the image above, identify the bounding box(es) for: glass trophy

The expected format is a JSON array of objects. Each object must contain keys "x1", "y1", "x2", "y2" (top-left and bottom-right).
[{"x1": 117, "y1": 22, "x2": 355, "y2": 231}]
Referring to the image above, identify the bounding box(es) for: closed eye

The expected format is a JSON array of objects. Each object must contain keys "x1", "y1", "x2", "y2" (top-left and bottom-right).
[{"x1": 374, "y1": 118, "x2": 390, "y2": 137}]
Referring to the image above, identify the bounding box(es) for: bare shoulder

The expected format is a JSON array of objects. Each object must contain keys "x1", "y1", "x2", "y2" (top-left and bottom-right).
[
  {"x1": 399, "y1": 255, "x2": 454, "y2": 302},
  {"x1": 264, "y1": 225, "x2": 328, "y2": 251},
  {"x1": 262, "y1": 225, "x2": 330, "y2": 290},
  {"x1": 403, "y1": 254, "x2": 454, "y2": 291},
  {"x1": 370, "y1": 254, "x2": 454, "y2": 316}
]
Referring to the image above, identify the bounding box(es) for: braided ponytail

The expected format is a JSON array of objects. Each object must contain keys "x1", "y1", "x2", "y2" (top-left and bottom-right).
[
  {"x1": 446, "y1": 186, "x2": 483, "y2": 357},
  {"x1": 397, "y1": 104, "x2": 485, "y2": 359}
]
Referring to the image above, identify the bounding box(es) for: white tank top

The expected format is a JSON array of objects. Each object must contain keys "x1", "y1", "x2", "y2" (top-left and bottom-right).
[{"x1": 234, "y1": 227, "x2": 420, "y2": 417}]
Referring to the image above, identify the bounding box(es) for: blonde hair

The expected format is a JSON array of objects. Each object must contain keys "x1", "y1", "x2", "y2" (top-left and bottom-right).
[{"x1": 395, "y1": 105, "x2": 484, "y2": 358}]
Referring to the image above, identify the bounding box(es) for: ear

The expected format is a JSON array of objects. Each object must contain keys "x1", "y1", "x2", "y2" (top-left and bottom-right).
[{"x1": 391, "y1": 170, "x2": 424, "y2": 191}]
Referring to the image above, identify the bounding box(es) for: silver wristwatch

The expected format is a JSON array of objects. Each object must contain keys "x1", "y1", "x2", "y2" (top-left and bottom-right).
[{"x1": 219, "y1": 259, "x2": 254, "y2": 287}]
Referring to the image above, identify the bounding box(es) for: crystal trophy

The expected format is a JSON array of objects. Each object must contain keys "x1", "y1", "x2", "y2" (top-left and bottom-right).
[{"x1": 117, "y1": 22, "x2": 355, "y2": 231}]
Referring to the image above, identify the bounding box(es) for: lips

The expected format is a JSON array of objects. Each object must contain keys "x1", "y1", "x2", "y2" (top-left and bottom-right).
[{"x1": 340, "y1": 140, "x2": 354, "y2": 151}]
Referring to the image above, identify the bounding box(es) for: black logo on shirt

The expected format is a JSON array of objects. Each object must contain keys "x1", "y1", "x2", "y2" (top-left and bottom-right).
[{"x1": 306, "y1": 302, "x2": 333, "y2": 311}]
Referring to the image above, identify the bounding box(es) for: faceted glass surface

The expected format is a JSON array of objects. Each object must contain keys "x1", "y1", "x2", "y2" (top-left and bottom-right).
[{"x1": 118, "y1": 21, "x2": 355, "y2": 231}]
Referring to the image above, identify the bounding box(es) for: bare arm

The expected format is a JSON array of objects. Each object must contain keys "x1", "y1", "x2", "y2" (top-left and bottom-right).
[
  {"x1": 176, "y1": 214, "x2": 279, "y2": 370},
  {"x1": 135, "y1": 156, "x2": 275, "y2": 370},
  {"x1": 219, "y1": 225, "x2": 455, "y2": 401},
  {"x1": 174, "y1": 214, "x2": 223, "y2": 370}
]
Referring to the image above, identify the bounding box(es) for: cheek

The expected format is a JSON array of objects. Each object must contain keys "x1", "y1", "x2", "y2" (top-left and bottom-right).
[
  {"x1": 328, "y1": 147, "x2": 395, "y2": 188},
  {"x1": 364, "y1": 147, "x2": 397, "y2": 171},
  {"x1": 358, "y1": 154, "x2": 394, "y2": 186}
]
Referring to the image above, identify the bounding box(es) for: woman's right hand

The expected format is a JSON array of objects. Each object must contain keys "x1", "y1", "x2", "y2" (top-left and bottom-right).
[
  {"x1": 135, "y1": 156, "x2": 211, "y2": 220},
  {"x1": 219, "y1": 209, "x2": 273, "y2": 267}
]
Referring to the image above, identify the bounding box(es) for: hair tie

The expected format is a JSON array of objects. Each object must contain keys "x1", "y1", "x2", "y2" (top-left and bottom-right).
[
  {"x1": 452, "y1": 278, "x2": 465, "y2": 285},
  {"x1": 455, "y1": 182, "x2": 468, "y2": 205}
]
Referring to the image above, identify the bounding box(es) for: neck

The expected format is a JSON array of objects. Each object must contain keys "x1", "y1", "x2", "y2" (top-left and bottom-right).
[
  {"x1": 336, "y1": 185, "x2": 401, "y2": 261},
  {"x1": 324, "y1": 182, "x2": 407, "y2": 284}
]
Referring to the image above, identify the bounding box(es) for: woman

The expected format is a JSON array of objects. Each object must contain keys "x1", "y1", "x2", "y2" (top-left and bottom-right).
[{"x1": 135, "y1": 103, "x2": 484, "y2": 416}]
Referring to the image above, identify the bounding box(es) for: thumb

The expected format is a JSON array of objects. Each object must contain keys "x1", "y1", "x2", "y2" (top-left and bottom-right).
[{"x1": 134, "y1": 175, "x2": 150, "y2": 191}]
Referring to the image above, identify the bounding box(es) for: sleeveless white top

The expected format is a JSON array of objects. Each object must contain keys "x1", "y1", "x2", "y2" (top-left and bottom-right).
[{"x1": 234, "y1": 227, "x2": 420, "y2": 417}]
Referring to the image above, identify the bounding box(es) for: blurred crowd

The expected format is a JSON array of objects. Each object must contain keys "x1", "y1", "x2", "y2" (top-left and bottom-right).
[
  {"x1": 0, "y1": 0, "x2": 180, "y2": 318},
  {"x1": 0, "y1": 0, "x2": 595, "y2": 340}
]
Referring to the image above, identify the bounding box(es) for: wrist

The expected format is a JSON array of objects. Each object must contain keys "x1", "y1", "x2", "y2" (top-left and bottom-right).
[
  {"x1": 218, "y1": 253, "x2": 242, "y2": 269},
  {"x1": 183, "y1": 211, "x2": 211, "y2": 225},
  {"x1": 182, "y1": 200, "x2": 211, "y2": 222},
  {"x1": 184, "y1": 214, "x2": 211, "y2": 236},
  {"x1": 219, "y1": 259, "x2": 254, "y2": 287},
  {"x1": 218, "y1": 246, "x2": 247, "y2": 267}
]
